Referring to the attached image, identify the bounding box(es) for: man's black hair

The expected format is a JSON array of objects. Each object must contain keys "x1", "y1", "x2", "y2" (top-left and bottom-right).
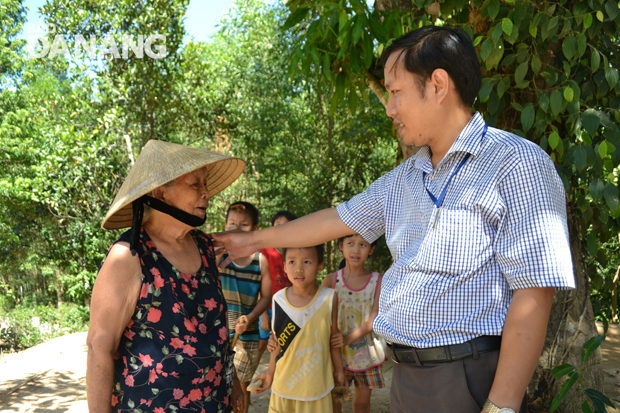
[
  {"x1": 226, "y1": 201, "x2": 259, "y2": 227},
  {"x1": 282, "y1": 244, "x2": 325, "y2": 264},
  {"x1": 271, "y1": 210, "x2": 298, "y2": 226},
  {"x1": 381, "y1": 25, "x2": 482, "y2": 107}
]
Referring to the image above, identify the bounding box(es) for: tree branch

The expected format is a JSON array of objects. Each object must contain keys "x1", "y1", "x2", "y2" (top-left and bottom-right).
[{"x1": 365, "y1": 71, "x2": 387, "y2": 109}]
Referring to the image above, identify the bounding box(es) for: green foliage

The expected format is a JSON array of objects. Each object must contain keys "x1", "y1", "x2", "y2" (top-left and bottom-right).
[
  {"x1": 550, "y1": 331, "x2": 615, "y2": 412},
  {"x1": 0, "y1": 304, "x2": 89, "y2": 351}
]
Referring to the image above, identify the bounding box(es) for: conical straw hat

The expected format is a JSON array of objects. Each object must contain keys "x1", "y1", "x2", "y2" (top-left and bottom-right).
[{"x1": 102, "y1": 140, "x2": 245, "y2": 230}]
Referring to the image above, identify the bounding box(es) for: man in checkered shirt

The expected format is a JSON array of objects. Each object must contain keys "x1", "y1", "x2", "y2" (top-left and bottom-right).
[{"x1": 215, "y1": 25, "x2": 575, "y2": 413}]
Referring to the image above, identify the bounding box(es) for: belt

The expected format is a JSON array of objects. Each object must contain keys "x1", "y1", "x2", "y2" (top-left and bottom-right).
[{"x1": 386, "y1": 335, "x2": 501, "y2": 365}]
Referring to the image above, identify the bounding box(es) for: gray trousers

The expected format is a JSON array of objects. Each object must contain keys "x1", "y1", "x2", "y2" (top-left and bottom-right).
[{"x1": 389, "y1": 350, "x2": 528, "y2": 412}]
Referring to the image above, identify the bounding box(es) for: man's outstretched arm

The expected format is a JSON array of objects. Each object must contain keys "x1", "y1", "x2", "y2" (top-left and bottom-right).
[{"x1": 212, "y1": 208, "x2": 355, "y2": 259}]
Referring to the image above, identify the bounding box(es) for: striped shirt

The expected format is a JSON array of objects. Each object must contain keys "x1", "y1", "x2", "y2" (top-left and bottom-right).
[
  {"x1": 220, "y1": 252, "x2": 262, "y2": 341},
  {"x1": 336, "y1": 112, "x2": 575, "y2": 348}
]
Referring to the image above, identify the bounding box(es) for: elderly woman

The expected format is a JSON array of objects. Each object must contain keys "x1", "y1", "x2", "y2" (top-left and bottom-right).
[{"x1": 87, "y1": 140, "x2": 246, "y2": 413}]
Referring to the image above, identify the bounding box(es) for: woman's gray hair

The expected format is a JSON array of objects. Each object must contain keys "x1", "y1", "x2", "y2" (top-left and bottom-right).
[{"x1": 141, "y1": 178, "x2": 178, "y2": 225}]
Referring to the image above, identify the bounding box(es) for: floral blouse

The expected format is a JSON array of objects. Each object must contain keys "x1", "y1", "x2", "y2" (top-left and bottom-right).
[{"x1": 104, "y1": 227, "x2": 233, "y2": 412}]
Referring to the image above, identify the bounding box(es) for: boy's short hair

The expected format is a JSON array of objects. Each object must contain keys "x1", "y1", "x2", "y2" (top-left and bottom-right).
[
  {"x1": 338, "y1": 234, "x2": 378, "y2": 247},
  {"x1": 226, "y1": 201, "x2": 259, "y2": 227},
  {"x1": 282, "y1": 244, "x2": 325, "y2": 264},
  {"x1": 271, "y1": 210, "x2": 297, "y2": 226}
]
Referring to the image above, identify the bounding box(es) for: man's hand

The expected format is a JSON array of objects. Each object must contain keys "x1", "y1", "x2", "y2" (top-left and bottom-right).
[
  {"x1": 231, "y1": 374, "x2": 245, "y2": 412},
  {"x1": 211, "y1": 230, "x2": 258, "y2": 264},
  {"x1": 234, "y1": 316, "x2": 248, "y2": 335},
  {"x1": 330, "y1": 331, "x2": 345, "y2": 348}
]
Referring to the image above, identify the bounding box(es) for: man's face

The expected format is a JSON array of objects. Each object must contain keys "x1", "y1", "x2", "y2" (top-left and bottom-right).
[{"x1": 384, "y1": 53, "x2": 433, "y2": 147}]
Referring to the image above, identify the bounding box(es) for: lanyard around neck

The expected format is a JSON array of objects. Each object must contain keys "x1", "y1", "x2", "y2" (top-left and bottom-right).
[{"x1": 422, "y1": 123, "x2": 487, "y2": 209}]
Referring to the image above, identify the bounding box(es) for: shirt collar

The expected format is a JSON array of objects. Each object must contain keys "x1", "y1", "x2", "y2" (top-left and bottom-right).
[{"x1": 412, "y1": 112, "x2": 486, "y2": 173}]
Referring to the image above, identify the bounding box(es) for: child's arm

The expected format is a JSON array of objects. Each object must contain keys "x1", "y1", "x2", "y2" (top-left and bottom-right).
[
  {"x1": 331, "y1": 291, "x2": 346, "y2": 387},
  {"x1": 321, "y1": 272, "x2": 336, "y2": 288},
  {"x1": 235, "y1": 254, "x2": 272, "y2": 334},
  {"x1": 324, "y1": 272, "x2": 346, "y2": 349},
  {"x1": 342, "y1": 275, "x2": 382, "y2": 346},
  {"x1": 252, "y1": 327, "x2": 280, "y2": 393}
]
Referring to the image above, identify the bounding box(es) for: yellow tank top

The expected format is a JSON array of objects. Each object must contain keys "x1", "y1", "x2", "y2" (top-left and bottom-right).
[{"x1": 271, "y1": 286, "x2": 335, "y2": 401}]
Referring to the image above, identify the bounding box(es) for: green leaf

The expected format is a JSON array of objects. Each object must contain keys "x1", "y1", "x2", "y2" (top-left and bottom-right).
[
  {"x1": 562, "y1": 36, "x2": 577, "y2": 60},
  {"x1": 606, "y1": 67, "x2": 619, "y2": 89},
  {"x1": 591, "y1": 49, "x2": 601, "y2": 72},
  {"x1": 486, "y1": 39, "x2": 504, "y2": 69},
  {"x1": 587, "y1": 233, "x2": 598, "y2": 256},
  {"x1": 352, "y1": 14, "x2": 366, "y2": 42},
  {"x1": 584, "y1": 388, "x2": 615, "y2": 410},
  {"x1": 606, "y1": 0, "x2": 619, "y2": 19},
  {"x1": 539, "y1": 93, "x2": 550, "y2": 111},
  {"x1": 480, "y1": 39, "x2": 492, "y2": 60},
  {"x1": 492, "y1": 23, "x2": 503, "y2": 42},
  {"x1": 531, "y1": 56, "x2": 542, "y2": 75},
  {"x1": 529, "y1": 20, "x2": 537, "y2": 37},
  {"x1": 152, "y1": 388, "x2": 159, "y2": 395},
  {"x1": 479, "y1": 80, "x2": 494, "y2": 100},
  {"x1": 363, "y1": 34, "x2": 373, "y2": 69},
  {"x1": 589, "y1": 179, "x2": 605, "y2": 200},
  {"x1": 322, "y1": 52, "x2": 332, "y2": 81},
  {"x1": 574, "y1": 146, "x2": 587, "y2": 171},
  {"x1": 502, "y1": 18, "x2": 514, "y2": 35},
  {"x1": 488, "y1": 0, "x2": 500, "y2": 20},
  {"x1": 584, "y1": 13, "x2": 593, "y2": 29},
  {"x1": 550, "y1": 371, "x2": 579, "y2": 412},
  {"x1": 128, "y1": 399, "x2": 135, "y2": 409},
  {"x1": 521, "y1": 104, "x2": 535, "y2": 132},
  {"x1": 283, "y1": 7, "x2": 310, "y2": 31},
  {"x1": 339, "y1": 10, "x2": 348, "y2": 31},
  {"x1": 582, "y1": 335, "x2": 606, "y2": 362},
  {"x1": 577, "y1": 33, "x2": 587, "y2": 57},
  {"x1": 550, "y1": 90, "x2": 563, "y2": 117},
  {"x1": 604, "y1": 183, "x2": 619, "y2": 211},
  {"x1": 549, "y1": 131, "x2": 560, "y2": 149},
  {"x1": 582, "y1": 109, "x2": 601, "y2": 136},
  {"x1": 368, "y1": 14, "x2": 388, "y2": 43},
  {"x1": 563, "y1": 87, "x2": 574, "y2": 102},
  {"x1": 581, "y1": 400, "x2": 593, "y2": 413},
  {"x1": 597, "y1": 10, "x2": 604, "y2": 21},
  {"x1": 176, "y1": 354, "x2": 184, "y2": 364},
  {"x1": 599, "y1": 141, "x2": 608, "y2": 158},
  {"x1": 550, "y1": 363, "x2": 575, "y2": 379},
  {"x1": 162, "y1": 346, "x2": 169, "y2": 355},
  {"x1": 514, "y1": 62, "x2": 529, "y2": 84}
]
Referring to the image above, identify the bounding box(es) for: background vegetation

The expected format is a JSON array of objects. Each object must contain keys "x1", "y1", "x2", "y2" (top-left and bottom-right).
[{"x1": 1, "y1": 0, "x2": 619, "y2": 409}]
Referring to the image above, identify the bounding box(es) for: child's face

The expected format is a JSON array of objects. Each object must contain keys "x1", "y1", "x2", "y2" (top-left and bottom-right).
[
  {"x1": 284, "y1": 247, "x2": 324, "y2": 289},
  {"x1": 225, "y1": 210, "x2": 257, "y2": 232},
  {"x1": 339, "y1": 235, "x2": 374, "y2": 265},
  {"x1": 273, "y1": 216, "x2": 290, "y2": 227}
]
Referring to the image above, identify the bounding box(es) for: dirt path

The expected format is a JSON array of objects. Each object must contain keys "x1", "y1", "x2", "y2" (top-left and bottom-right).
[{"x1": 1, "y1": 325, "x2": 619, "y2": 412}]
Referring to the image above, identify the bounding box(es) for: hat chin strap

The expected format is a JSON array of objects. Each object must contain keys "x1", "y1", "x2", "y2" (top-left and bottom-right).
[{"x1": 130, "y1": 195, "x2": 207, "y2": 256}]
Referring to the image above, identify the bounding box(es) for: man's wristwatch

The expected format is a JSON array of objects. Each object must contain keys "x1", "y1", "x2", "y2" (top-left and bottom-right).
[{"x1": 484, "y1": 399, "x2": 516, "y2": 413}]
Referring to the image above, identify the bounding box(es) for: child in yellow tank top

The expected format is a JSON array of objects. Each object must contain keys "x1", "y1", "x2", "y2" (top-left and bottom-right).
[{"x1": 251, "y1": 245, "x2": 345, "y2": 413}]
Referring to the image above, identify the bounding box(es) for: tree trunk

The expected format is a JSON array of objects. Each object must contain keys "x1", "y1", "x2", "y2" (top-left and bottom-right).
[
  {"x1": 528, "y1": 201, "x2": 602, "y2": 412},
  {"x1": 54, "y1": 268, "x2": 63, "y2": 308}
]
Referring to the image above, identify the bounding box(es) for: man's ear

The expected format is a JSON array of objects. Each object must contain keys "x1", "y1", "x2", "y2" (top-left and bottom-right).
[
  {"x1": 430, "y1": 68, "x2": 450, "y2": 104},
  {"x1": 317, "y1": 262, "x2": 324, "y2": 273}
]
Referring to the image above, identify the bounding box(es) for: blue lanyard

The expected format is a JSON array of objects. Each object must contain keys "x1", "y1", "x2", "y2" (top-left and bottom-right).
[{"x1": 423, "y1": 124, "x2": 487, "y2": 228}]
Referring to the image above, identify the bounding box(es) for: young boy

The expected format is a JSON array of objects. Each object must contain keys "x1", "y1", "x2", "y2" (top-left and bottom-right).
[
  {"x1": 218, "y1": 201, "x2": 272, "y2": 413},
  {"x1": 258, "y1": 210, "x2": 298, "y2": 359},
  {"x1": 252, "y1": 244, "x2": 345, "y2": 412}
]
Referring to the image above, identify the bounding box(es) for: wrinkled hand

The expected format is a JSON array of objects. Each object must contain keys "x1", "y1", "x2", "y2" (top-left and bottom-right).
[
  {"x1": 211, "y1": 230, "x2": 258, "y2": 268},
  {"x1": 330, "y1": 331, "x2": 345, "y2": 348},
  {"x1": 260, "y1": 314, "x2": 271, "y2": 332},
  {"x1": 267, "y1": 333, "x2": 280, "y2": 353},
  {"x1": 231, "y1": 375, "x2": 245, "y2": 412},
  {"x1": 234, "y1": 316, "x2": 248, "y2": 335},
  {"x1": 252, "y1": 372, "x2": 273, "y2": 394},
  {"x1": 334, "y1": 371, "x2": 346, "y2": 387}
]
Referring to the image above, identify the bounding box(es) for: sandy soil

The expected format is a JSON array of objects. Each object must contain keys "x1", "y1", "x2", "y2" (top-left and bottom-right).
[{"x1": 1, "y1": 325, "x2": 619, "y2": 412}]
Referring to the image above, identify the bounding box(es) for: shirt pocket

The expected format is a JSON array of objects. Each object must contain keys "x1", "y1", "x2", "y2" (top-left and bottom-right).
[{"x1": 414, "y1": 209, "x2": 492, "y2": 275}]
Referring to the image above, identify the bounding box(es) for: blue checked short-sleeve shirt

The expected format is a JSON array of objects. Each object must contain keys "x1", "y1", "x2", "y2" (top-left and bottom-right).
[{"x1": 336, "y1": 112, "x2": 575, "y2": 348}]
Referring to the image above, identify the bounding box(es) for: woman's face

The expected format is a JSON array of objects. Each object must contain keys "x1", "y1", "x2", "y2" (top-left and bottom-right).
[{"x1": 157, "y1": 167, "x2": 209, "y2": 218}]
